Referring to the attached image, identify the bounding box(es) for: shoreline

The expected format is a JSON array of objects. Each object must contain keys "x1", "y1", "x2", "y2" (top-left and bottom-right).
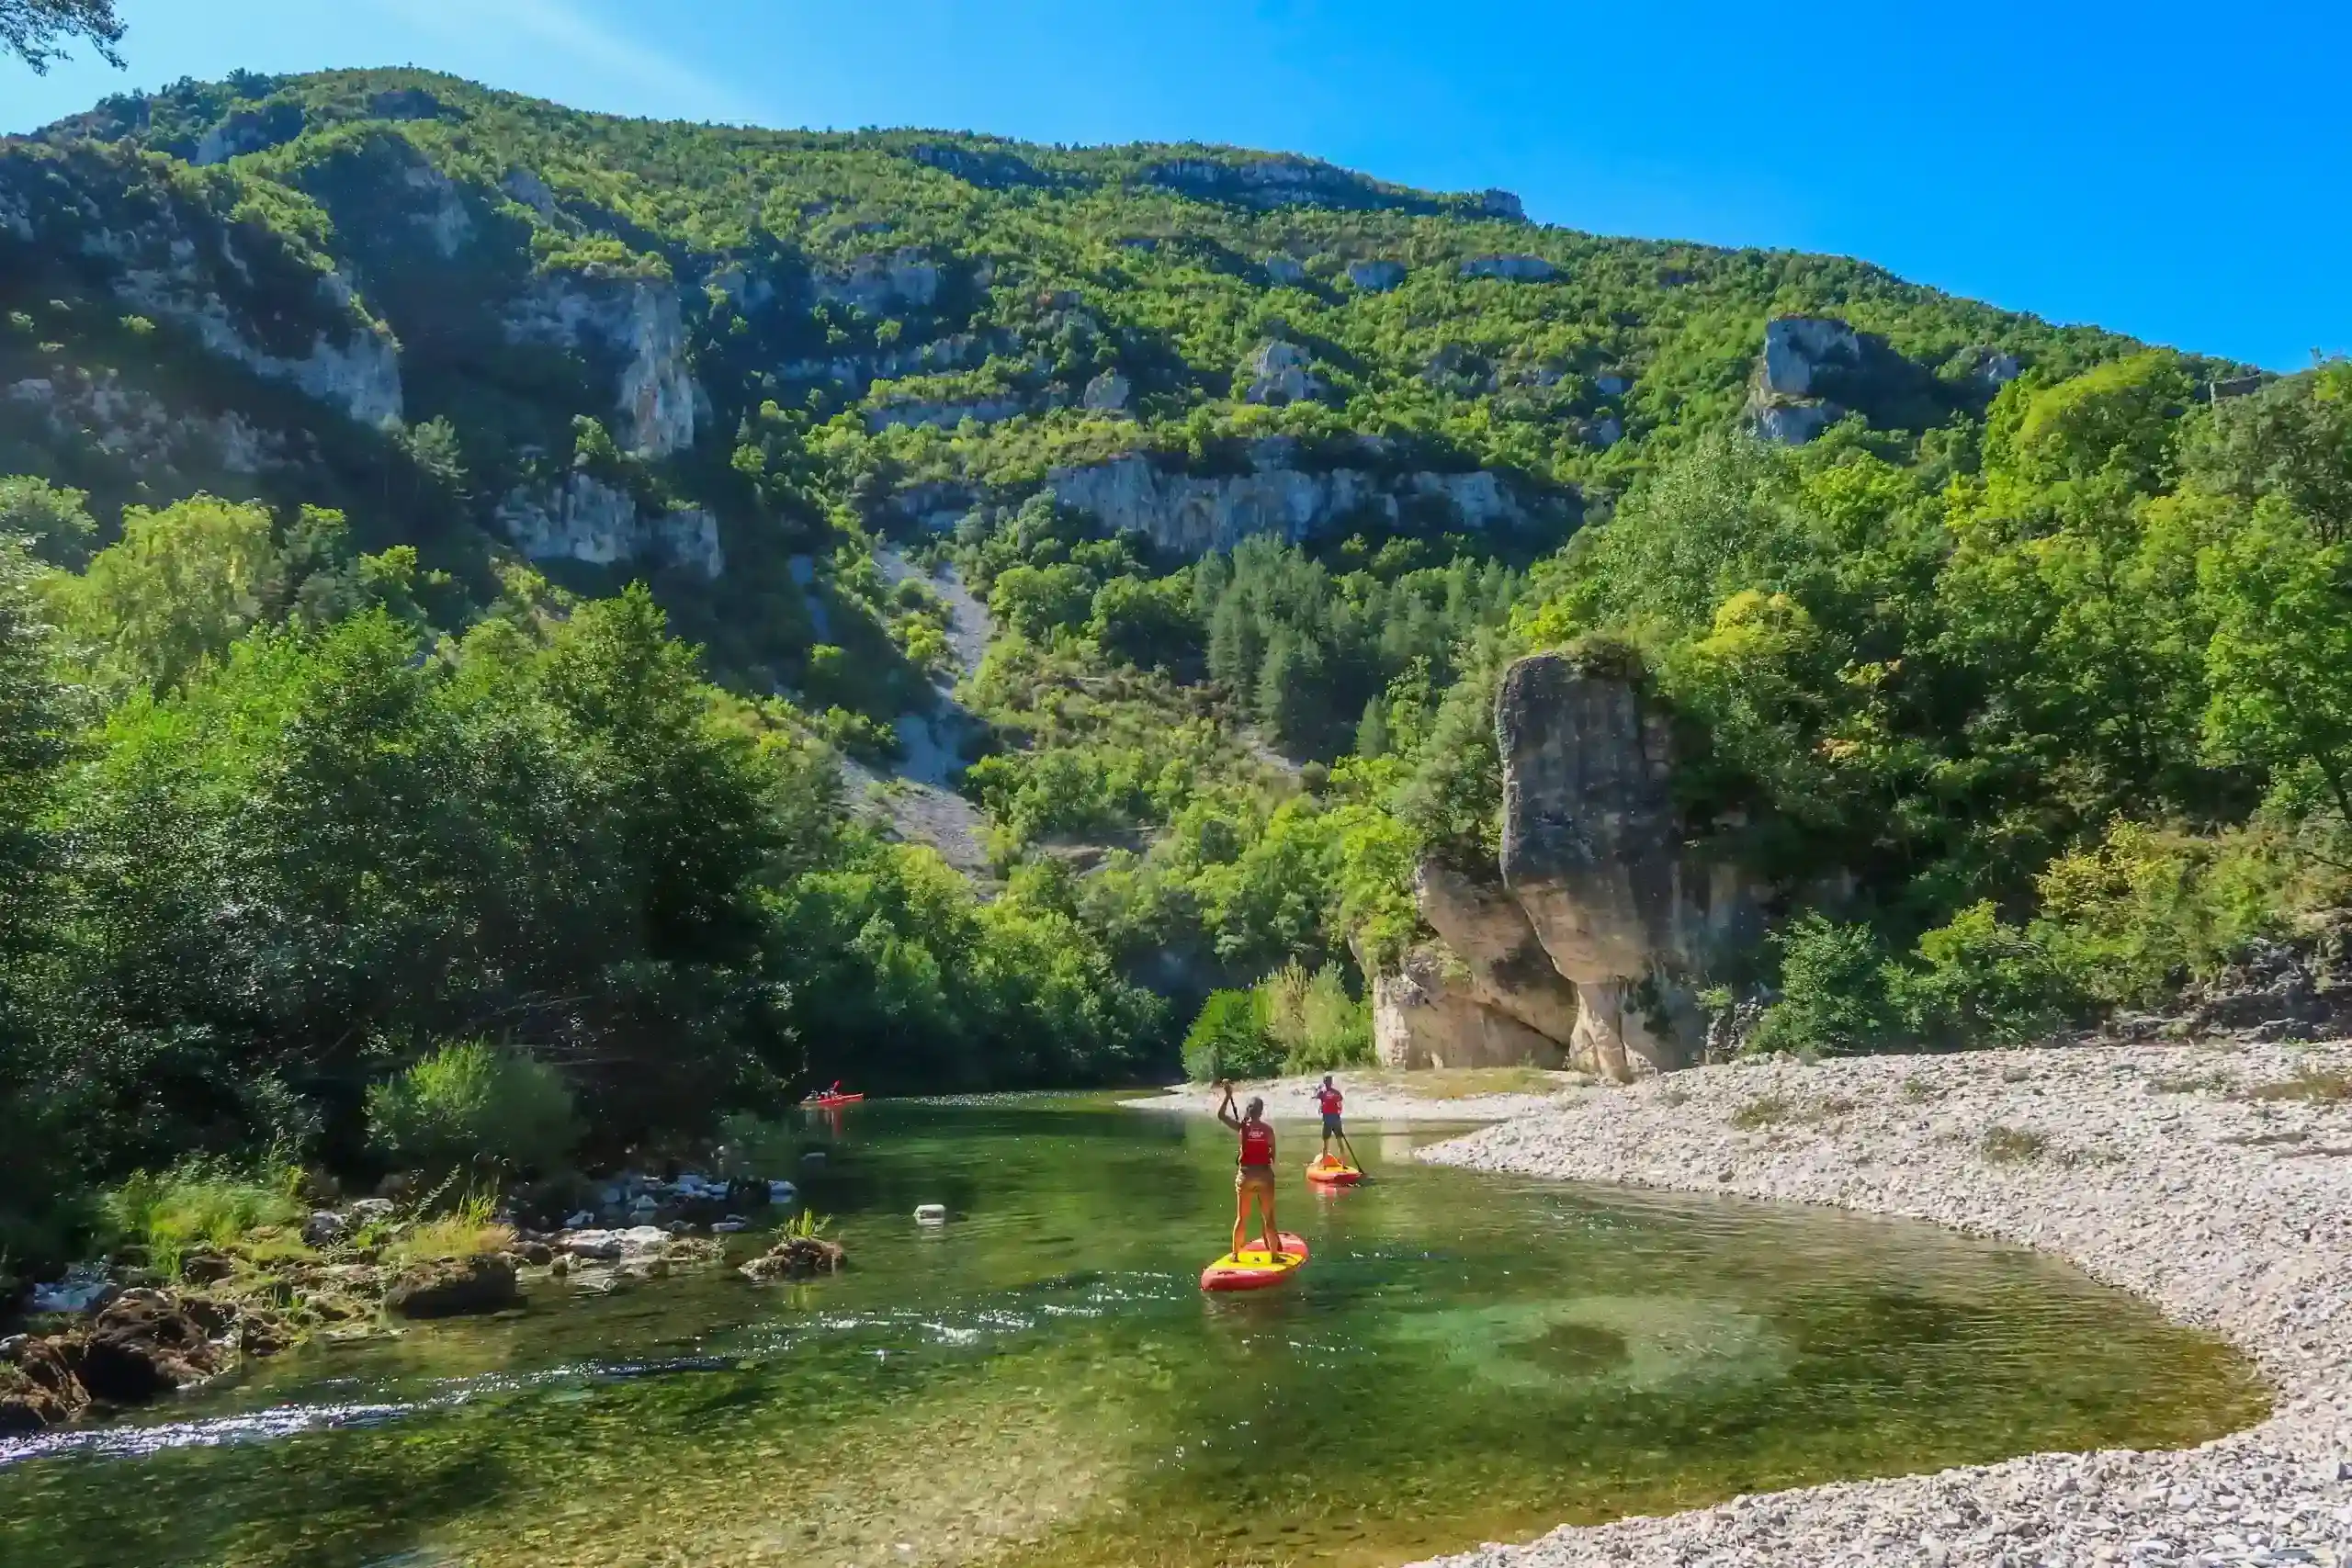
[
  {"x1": 1405, "y1": 1041, "x2": 2352, "y2": 1568},
  {"x1": 1117, "y1": 1069, "x2": 1585, "y2": 1125}
]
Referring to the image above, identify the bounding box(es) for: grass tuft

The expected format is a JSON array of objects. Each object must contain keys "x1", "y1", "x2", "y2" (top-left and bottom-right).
[{"x1": 1980, "y1": 1124, "x2": 2049, "y2": 1164}]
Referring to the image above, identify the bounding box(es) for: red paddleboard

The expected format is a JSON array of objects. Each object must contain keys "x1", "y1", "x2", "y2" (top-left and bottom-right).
[
  {"x1": 803, "y1": 1093, "x2": 864, "y2": 1108},
  {"x1": 1201, "y1": 1232, "x2": 1309, "y2": 1292},
  {"x1": 1306, "y1": 1156, "x2": 1363, "y2": 1187}
]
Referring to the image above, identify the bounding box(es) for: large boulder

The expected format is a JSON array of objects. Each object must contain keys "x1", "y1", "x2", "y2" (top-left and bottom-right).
[
  {"x1": 1496, "y1": 650, "x2": 1761, "y2": 1073},
  {"x1": 1373, "y1": 945, "x2": 1567, "y2": 1071},
  {"x1": 384, "y1": 1255, "x2": 521, "y2": 1319}
]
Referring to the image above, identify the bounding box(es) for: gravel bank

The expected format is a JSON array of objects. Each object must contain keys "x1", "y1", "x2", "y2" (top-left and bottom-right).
[
  {"x1": 1410, "y1": 1042, "x2": 2352, "y2": 1568},
  {"x1": 1119, "y1": 1070, "x2": 1583, "y2": 1124}
]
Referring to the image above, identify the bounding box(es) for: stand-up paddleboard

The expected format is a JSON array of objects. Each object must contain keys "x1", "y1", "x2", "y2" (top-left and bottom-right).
[
  {"x1": 1306, "y1": 1156, "x2": 1363, "y2": 1187},
  {"x1": 803, "y1": 1092, "x2": 864, "y2": 1108},
  {"x1": 1201, "y1": 1232, "x2": 1308, "y2": 1292}
]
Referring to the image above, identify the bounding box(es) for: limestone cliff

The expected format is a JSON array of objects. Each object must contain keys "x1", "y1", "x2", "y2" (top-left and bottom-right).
[
  {"x1": 1373, "y1": 945, "x2": 1567, "y2": 1071},
  {"x1": 495, "y1": 474, "x2": 723, "y2": 579},
  {"x1": 1041, "y1": 440, "x2": 1538, "y2": 556},
  {"x1": 503, "y1": 278, "x2": 701, "y2": 459},
  {"x1": 1372, "y1": 650, "x2": 1766, "y2": 1080}
]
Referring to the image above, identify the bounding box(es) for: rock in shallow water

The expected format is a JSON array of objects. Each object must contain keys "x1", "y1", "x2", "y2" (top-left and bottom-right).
[{"x1": 384, "y1": 1256, "x2": 521, "y2": 1319}]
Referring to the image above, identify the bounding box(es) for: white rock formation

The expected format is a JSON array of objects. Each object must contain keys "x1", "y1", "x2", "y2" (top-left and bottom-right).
[
  {"x1": 1374, "y1": 946, "x2": 1568, "y2": 1071},
  {"x1": 1347, "y1": 259, "x2": 1407, "y2": 291},
  {"x1": 496, "y1": 474, "x2": 723, "y2": 579},
  {"x1": 1262, "y1": 254, "x2": 1308, "y2": 286},
  {"x1": 813, "y1": 249, "x2": 943, "y2": 314},
  {"x1": 1042, "y1": 443, "x2": 1532, "y2": 557},
  {"x1": 1759, "y1": 316, "x2": 1862, "y2": 398},
  {"x1": 1081, "y1": 369, "x2": 1132, "y2": 412},
  {"x1": 865, "y1": 395, "x2": 1023, "y2": 433},
  {"x1": 1459, "y1": 254, "x2": 1556, "y2": 282},
  {"x1": 1241, "y1": 340, "x2": 1323, "y2": 405},
  {"x1": 504, "y1": 278, "x2": 700, "y2": 459}
]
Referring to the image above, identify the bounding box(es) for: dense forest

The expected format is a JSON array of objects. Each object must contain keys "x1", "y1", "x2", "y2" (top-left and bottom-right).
[{"x1": 2, "y1": 67, "x2": 2346, "y2": 1289}]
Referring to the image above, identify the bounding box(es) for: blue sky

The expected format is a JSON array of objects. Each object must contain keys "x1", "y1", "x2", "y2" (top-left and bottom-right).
[{"x1": 7, "y1": 0, "x2": 2345, "y2": 370}]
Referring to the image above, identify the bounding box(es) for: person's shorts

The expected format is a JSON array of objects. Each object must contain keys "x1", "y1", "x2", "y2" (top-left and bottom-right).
[
  {"x1": 1321, "y1": 1112, "x2": 1343, "y2": 1136},
  {"x1": 1236, "y1": 1165, "x2": 1276, "y2": 1189}
]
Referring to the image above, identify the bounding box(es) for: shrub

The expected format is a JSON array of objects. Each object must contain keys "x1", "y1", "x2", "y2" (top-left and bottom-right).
[
  {"x1": 101, "y1": 1163, "x2": 308, "y2": 1278},
  {"x1": 367, "y1": 1042, "x2": 581, "y2": 1178},
  {"x1": 1182, "y1": 989, "x2": 1283, "y2": 1082},
  {"x1": 1262, "y1": 961, "x2": 1373, "y2": 1073},
  {"x1": 2035, "y1": 819, "x2": 2297, "y2": 1008},
  {"x1": 1886, "y1": 902, "x2": 2088, "y2": 1048},
  {"x1": 1748, "y1": 914, "x2": 1898, "y2": 1056}
]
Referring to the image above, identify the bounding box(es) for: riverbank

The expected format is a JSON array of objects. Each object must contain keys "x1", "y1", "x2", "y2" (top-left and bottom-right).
[
  {"x1": 1411, "y1": 1041, "x2": 2352, "y2": 1568},
  {"x1": 1119, "y1": 1066, "x2": 1588, "y2": 1124}
]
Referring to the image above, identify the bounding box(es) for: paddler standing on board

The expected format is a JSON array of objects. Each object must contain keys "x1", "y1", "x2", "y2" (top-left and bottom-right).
[
  {"x1": 1216, "y1": 1081, "x2": 1281, "y2": 1258},
  {"x1": 1316, "y1": 1075, "x2": 1348, "y2": 1162}
]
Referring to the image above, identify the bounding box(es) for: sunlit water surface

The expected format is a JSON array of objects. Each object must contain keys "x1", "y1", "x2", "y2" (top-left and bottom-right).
[{"x1": 0, "y1": 1095, "x2": 2267, "y2": 1567}]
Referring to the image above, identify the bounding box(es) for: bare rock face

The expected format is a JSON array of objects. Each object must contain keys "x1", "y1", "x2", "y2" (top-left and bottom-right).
[
  {"x1": 1747, "y1": 315, "x2": 1860, "y2": 446},
  {"x1": 504, "y1": 278, "x2": 700, "y2": 459},
  {"x1": 1373, "y1": 946, "x2": 1567, "y2": 1071},
  {"x1": 1459, "y1": 254, "x2": 1556, "y2": 283},
  {"x1": 1241, "y1": 340, "x2": 1323, "y2": 405},
  {"x1": 1412, "y1": 858, "x2": 1586, "y2": 1055},
  {"x1": 496, "y1": 474, "x2": 723, "y2": 579},
  {"x1": 1347, "y1": 259, "x2": 1406, "y2": 292},
  {"x1": 1044, "y1": 441, "x2": 1535, "y2": 557},
  {"x1": 1496, "y1": 651, "x2": 1759, "y2": 1074}
]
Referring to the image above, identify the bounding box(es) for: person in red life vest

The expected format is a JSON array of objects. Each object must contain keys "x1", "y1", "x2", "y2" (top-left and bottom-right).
[
  {"x1": 1215, "y1": 1081, "x2": 1281, "y2": 1258},
  {"x1": 1315, "y1": 1076, "x2": 1346, "y2": 1162}
]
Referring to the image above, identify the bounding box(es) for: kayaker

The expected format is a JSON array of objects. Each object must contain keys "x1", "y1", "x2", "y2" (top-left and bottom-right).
[
  {"x1": 1216, "y1": 1081, "x2": 1281, "y2": 1258},
  {"x1": 1316, "y1": 1076, "x2": 1346, "y2": 1161}
]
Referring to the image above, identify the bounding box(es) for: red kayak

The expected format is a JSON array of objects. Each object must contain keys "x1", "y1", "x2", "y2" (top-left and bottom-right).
[
  {"x1": 1201, "y1": 1232, "x2": 1309, "y2": 1292},
  {"x1": 803, "y1": 1092, "x2": 865, "y2": 1108}
]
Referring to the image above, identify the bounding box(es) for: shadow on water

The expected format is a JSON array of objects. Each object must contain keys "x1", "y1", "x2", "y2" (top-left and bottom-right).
[{"x1": 0, "y1": 1095, "x2": 2270, "y2": 1568}]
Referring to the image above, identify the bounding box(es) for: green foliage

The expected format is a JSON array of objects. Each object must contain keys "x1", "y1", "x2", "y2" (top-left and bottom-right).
[
  {"x1": 0, "y1": 475, "x2": 97, "y2": 567},
  {"x1": 1182, "y1": 988, "x2": 1281, "y2": 1082},
  {"x1": 1747, "y1": 915, "x2": 1897, "y2": 1057},
  {"x1": 1884, "y1": 903, "x2": 2086, "y2": 1049},
  {"x1": 1261, "y1": 960, "x2": 1373, "y2": 1073},
  {"x1": 365, "y1": 1041, "x2": 581, "y2": 1177}
]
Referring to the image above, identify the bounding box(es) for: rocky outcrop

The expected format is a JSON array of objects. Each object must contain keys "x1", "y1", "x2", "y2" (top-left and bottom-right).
[
  {"x1": 8, "y1": 369, "x2": 292, "y2": 477},
  {"x1": 503, "y1": 277, "x2": 700, "y2": 458},
  {"x1": 496, "y1": 474, "x2": 724, "y2": 579},
  {"x1": 1373, "y1": 945, "x2": 1567, "y2": 1071},
  {"x1": 1082, "y1": 369, "x2": 1132, "y2": 413},
  {"x1": 1412, "y1": 858, "x2": 1590, "y2": 1065},
  {"x1": 190, "y1": 103, "x2": 305, "y2": 166},
  {"x1": 1262, "y1": 254, "x2": 1307, "y2": 286},
  {"x1": 1491, "y1": 651, "x2": 1762, "y2": 1075},
  {"x1": 1142, "y1": 154, "x2": 1381, "y2": 209},
  {"x1": 91, "y1": 235, "x2": 404, "y2": 426},
  {"x1": 813, "y1": 248, "x2": 943, "y2": 314},
  {"x1": 1347, "y1": 259, "x2": 1407, "y2": 291},
  {"x1": 1240, "y1": 340, "x2": 1322, "y2": 405},
  {"x1": 1459, "y1": 254, "x2": 1556, "y2": 282},
  {"x1": 0, "y1": 1290, "x2": 237, "y2": 1429},
  {"x1": 1042, "y1": 440, "x2": 1536, "y2": 557},
  {"x1": 1759, "y1": 316, "x2": 1861, "y2": 397},
  {"x1": 1476, "y1": 189, "x2": 1526, "y2": 221},
  {"x1": 384, "y1": 1255, "x2": 521, "y2": 1319},
  {"x1": 865, "y1": 395, "x2": 1023, "y2": 433},
  {"x1": 909, "y1": 143, "x2": 1043, "y2": 188}
]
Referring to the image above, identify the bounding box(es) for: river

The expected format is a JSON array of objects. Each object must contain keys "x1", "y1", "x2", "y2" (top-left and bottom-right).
[{"x1": 0, "y1": 1094, "x2": 2266, "y2": 1567}]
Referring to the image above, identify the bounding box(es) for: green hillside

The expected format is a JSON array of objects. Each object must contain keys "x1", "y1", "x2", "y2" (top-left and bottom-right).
[{"x1": 4, "y1": 67, "x2": 2346, "y2": 1281}]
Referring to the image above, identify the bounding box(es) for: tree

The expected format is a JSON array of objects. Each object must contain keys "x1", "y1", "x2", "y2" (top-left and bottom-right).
[
  {"x1": 1, "y1": 0, "x2": 123, "y2": 73},
  {"x1": 2199, "y1": 502, "x2": 2352, "y2": 827},
  {"x1": 53, "y1": 494, "x2": 284, "y2": 693}
]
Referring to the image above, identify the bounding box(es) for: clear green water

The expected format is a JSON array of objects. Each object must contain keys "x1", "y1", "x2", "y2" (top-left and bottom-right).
[{"x1": 0, "y1": 1096, "x2": 2267, "y2": 1568}]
